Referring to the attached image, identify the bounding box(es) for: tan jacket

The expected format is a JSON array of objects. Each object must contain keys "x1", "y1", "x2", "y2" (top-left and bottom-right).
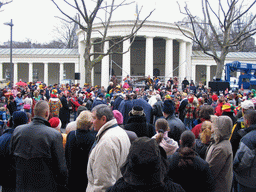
[{"x1": 86, "y1": 119, "x2": 131, "y2": 192}]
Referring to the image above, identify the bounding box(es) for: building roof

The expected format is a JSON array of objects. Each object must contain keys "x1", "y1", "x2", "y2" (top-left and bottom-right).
[
  {"x1": 1, "y1": 48, "x2": 256, "y2": 60},
  {"x1": 0, "y1": 48, "x2": 79, "y2": 55},
  {"x1": 192, "y1": 51, "x2": 256, "y2": 59}
]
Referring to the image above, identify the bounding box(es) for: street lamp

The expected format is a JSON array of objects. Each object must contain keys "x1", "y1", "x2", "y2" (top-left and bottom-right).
[{"x1": 4, "y1": 19, "x2": 13, "y2": 87}]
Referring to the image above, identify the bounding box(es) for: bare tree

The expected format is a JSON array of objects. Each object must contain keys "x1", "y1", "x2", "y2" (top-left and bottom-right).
[
  {"x1": 53, "y1": 15, "x2": 79, "y2": 48},
  {"x1": 0, "y1": 0, "x2": 12, "y2": 11},
  {"x1": 177, "y1": 0, "x2": 256, "y2": 79},
  {"x1": 52, "y1": 0, "x2": 154, "y2": 84}
]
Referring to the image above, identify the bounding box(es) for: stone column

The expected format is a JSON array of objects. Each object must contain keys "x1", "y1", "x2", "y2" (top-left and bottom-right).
[
  {"x1": 44, "y1": 63, "x2": 48, "y2": 85},
  {"x1": 13, "y1": 63, "x2": 18, "y2": 85},
  {"x1": 79, "y1": 41, "x2": 86, "y2": 85},
  {"x1": 186, "y1": 42, "x2": 192, "y2": 81},
  {"x1": 91, "y1": 67, "x2": 94, "y2": 86},
  {"x1": 122, "y1": 38, "x2": 131, "y2": 83},
  {"x1": 75, "y1": 62, "x2": 79, "y2": 85},
  {"x1": 59, "y1": 63, "x2": 64, "y2": 84},
  {"x1": 207, "y1": 65, "x2": 211, "y2": 86},
  {"x1": 29, "y1": 63, "x2": 33, "y2": 83},
  {"x1": 165, "y1": 38, "x2": 173, "y2": 84},
  {"x1": 145, "y1": 36, "x2": 154, "y2": 78},
  {"x1": 0, "y1": 63, "x2": 3, "y2": 79},
  {"x1": 179, "y1": 40, "x2": 187, "y2": 82},
  {"x1": 101, "y1": 41, "x2": 109, "y2": 89},
  {"x1": 192, "y1": 64, "x2": 196, "y2": 83},
  {"x1": 90, "y1": 42, "x2": 94, "y2": 86}
]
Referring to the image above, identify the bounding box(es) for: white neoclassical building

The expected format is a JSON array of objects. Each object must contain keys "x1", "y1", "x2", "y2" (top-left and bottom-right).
[
  {"x1": 1, "y1": 20, "x2": 256, "y2": 87},
  {"x1": 77, "y1": 20, "x2": 194, "y2": 88}
]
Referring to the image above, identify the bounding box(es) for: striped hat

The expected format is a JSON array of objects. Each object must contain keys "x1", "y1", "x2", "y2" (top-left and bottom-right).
[{"x1": 222, "y1": 103, "x2": 234, "y2": 113}]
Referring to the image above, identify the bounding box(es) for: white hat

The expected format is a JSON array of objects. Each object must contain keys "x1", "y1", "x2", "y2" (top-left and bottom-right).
[{"x1": 241, "y1": 100, "x2": 254, "y2": 110}]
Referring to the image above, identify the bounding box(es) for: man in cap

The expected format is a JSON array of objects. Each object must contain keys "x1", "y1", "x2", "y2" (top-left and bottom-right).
[
  {"x1": 230, "y1": 99, "x2": 255, "y2": 155},
  {"x1": 15, "y1": 92, "x2": 24, "y2": 111},
  {"x1": 163, "y1": 100, "x2": 186, "y2": 142},
  {"x1": 124, "y1": 105, "x2": 155, "y2": 138},
  {"x1": 92, "y1": 92, "x2": 106, "y2": 109}
]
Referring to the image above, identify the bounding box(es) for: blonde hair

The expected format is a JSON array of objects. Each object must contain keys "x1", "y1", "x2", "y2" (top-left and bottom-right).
[
  {"x1": 34, "y1": 90, "x2": 39, "y2": 97},
  {"x1": 76, "y1": 110, "x2": 93, "y2": 130},
  {"x1": 200, "y1": 121, "x2": 212, "y2": 144}
]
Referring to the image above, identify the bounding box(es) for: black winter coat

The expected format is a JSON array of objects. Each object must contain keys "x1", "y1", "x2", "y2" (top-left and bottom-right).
[
  {"x1": 107, "y1": 177, "x2": 185, "y2": 192},
  {"x1": 167, "y1": 151, "x2": 215, "y2": 192},
  {"x1": 124, "y1": 115, "x2": 155, "y2": 138},
  {"x1": 59, "y1": 95, "x2": 70, "y2": 127},
  {"x1": 65, "y1": 129, "x2": 95, "y2": 192},
  {"x1": 9, "y1": 116, "x2": 68, "y2": 192}
]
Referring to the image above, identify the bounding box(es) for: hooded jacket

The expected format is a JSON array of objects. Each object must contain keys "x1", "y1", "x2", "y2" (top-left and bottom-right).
[
  {"x1": 205, "y1": 115, "x2": 233, "y2": 192},
  {"x1": 233, "y1": 124, "x2": 256, "y2": 188},
  {"x1": 107, "y1": 137, "x2": 185, "y2": 192},
  {"x1": 86, "y1": 119, "x2": 131, "y2": 192},
  {"x1": 152, "y1": 131, "x2": 178, "y2": 156}
]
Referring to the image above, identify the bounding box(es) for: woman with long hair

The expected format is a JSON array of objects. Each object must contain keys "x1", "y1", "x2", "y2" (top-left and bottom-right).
[
  {"x1": 152, "y1": 118, "x2": 178, "y2": 156},
  {"x1": 167, "y1": 130, "x2": 215, "y2": 192}
]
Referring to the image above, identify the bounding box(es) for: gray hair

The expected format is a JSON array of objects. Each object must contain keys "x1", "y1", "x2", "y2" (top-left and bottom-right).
[{"x1": 91, "y1": 104, "x2": 114, "y2": 122}]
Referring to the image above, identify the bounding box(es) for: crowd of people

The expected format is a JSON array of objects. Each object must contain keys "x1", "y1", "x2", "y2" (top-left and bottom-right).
[{"x1": 0, "y1": 76, "x2": 255, "y2": 192}]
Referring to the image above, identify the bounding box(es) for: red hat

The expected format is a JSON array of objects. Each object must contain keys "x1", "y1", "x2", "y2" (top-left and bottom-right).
[
  {"x1": 188, "y1": 97, "x2": 194, "y2": 103},
  {"x1": 212, "y1": 94, "x2": 218, "y2": 101},
  {"x1": 49, "y1": 117, "x2": 62, "y2": 130}
]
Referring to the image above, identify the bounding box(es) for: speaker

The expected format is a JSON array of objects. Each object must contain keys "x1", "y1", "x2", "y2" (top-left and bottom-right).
[
  {"x1": 75, "y1": 73, "x2": 80, "y2": 80},
  {"x1": 208, "y1": 81, "x2": 230, "y2": 93},
  {"x1": 250, "y1": 84, "x2": 256, "y2": 90}
]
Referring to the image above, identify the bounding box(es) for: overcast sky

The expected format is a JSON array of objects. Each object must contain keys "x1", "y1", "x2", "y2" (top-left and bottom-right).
[{"x1": 0, "y1": 0, "x2": 253, "y2": 45}]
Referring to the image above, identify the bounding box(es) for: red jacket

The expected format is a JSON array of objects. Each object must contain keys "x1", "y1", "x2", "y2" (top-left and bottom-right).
[
  {"x1": 70, "y1": 97, "x2": 81, "y2": 112},
  {"x1": 215, "y1": 103, "x2": 223, "y2": 116}
]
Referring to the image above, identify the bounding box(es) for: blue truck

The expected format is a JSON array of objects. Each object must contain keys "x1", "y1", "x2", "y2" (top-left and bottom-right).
[{"x1": 225, "y1": 61, "x2": 256, "y2": 90}]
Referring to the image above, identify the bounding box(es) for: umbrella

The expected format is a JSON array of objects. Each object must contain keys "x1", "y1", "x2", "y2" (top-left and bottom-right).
[
  {"x1": 16, "y1": 81, "x2": 27, "y2": 87},
  {"x1": 4, "y1": 92, "x2": 13, "y2": 97}
]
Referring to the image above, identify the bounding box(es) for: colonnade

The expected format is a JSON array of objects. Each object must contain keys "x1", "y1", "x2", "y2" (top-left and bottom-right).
[
  {"x1": 0, "y1": 62, "x2": 79, "y2": 85},
  {"x1": 79, "y1": 36, "x2": 193, "y2": 88}
]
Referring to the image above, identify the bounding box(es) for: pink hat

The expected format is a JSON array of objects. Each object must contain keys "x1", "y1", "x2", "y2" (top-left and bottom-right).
[
  {"x1": 49, "y1": 117, "x2": 62, "y2": 130},
  {"x1": 112, "y1": 110, "x2": 123, "y2": 125}
]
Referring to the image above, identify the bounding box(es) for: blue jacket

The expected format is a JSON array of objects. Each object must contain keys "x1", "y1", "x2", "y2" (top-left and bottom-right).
[
  {"x1": 0, "y1": 128, "x2": 15, "y2": 187},
  {"x1": 234, "y1": 124, "x2": 256, "y2": 188},
  {"x1": 15, "y1": 96, "x2": 23, "y2": 111},
  {"x1": 118, "y1": 99, "x2": 133, "y2": 125},
  {"x1": 92, "y1": 98, "x2": 106, "y2": 109}
]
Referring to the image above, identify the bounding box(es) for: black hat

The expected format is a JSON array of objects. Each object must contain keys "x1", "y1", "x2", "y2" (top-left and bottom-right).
[
  {"x1": 121, "y1": 137, "x2": 168, "y2": 185},
  {"x1": 129, "y1": 106, "x2": 145, "y2": 116},
  {"x1": 12, "y1": 111, "x2": 28, "y2": 128},
  {"x1": 163, "y1": 100, "x2": 174, "y2": 115}
]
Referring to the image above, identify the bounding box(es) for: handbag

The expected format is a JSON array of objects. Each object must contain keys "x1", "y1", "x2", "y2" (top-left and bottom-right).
[{"x1": 23, "y1": 104, "x2": 31, "y2": 110}]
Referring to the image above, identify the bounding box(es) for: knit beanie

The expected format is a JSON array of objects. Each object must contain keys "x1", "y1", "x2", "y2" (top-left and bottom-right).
[
  {"x1": 113, "y1": 110, "x2": 123, "y2": 125},
  {"x1": 12, "y1": 111, "x2": 28, "y2": 128},
  {"x1": 212, "y1": 94, "x2": 218, "y2": 101},
  {"x1": 163, "y1": 100, "x2": 174, "y2": 115},
  {"x1": 49, "y1": 117, "x2": 62, "y2": 131},
  {"x1": 222, "y1": 103, "x2": 234, "y2": 113}
]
